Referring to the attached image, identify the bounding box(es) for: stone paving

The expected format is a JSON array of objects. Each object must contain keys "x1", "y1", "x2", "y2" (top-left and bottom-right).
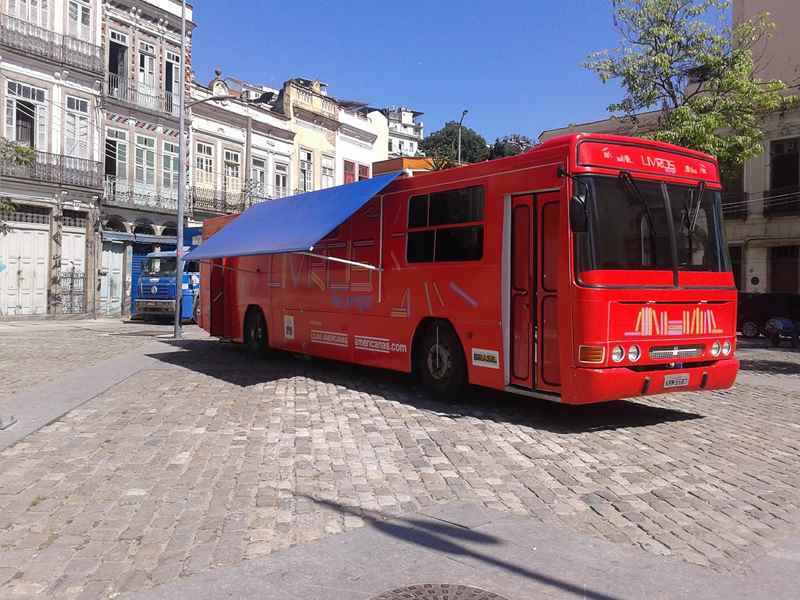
[
  {"x1": 0, "y1": 324, "x2": 799, "y2": 599},
  {"x1": 0, "y1": 320, "x2": 172, "y2": 400}
]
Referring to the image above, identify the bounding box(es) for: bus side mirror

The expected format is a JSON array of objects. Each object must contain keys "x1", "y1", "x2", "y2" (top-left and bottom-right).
[{"x1": 570, "y1": 195, "x2": 587, "y2": 232}]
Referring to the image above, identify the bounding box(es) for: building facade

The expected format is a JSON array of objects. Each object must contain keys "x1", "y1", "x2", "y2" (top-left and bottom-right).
[
  {"x1": 728, "y1": 0, "x2": 800, "y2": 294},
  {"x1": 540, "y1": 0, "x2": 800, "y2": 294},
  {"x1": 378, "y1": 106, "x2": 423, "y2": 158},
  {"x1": 98, "y1": 0, "x2": 195, "y2": 317},
  {"x1": 0, "y1": 0, "x2": 105, "y2": 316},
  {"x1": 189, "y1": 73, "x2": 294, "y2": 215},
  {"x1": 272, "y1": 78, "x2": 388, "y2": 192}
]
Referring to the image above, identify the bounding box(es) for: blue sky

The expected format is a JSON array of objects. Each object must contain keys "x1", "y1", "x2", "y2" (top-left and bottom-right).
[{"x1": 190, "y1": 0, "x2": 627, "y2": 141}]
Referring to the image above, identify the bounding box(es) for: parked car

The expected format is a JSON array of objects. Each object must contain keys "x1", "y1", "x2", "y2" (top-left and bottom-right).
[
  {"x1": 764, "y1": 317, "x2": 800, "y2": 348},
  {"x1": 738, "y1": 293, "x2": 800, "y2": 338}
]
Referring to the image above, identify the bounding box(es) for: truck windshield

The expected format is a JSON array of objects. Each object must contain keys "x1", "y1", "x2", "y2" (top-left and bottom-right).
[
  {"x1": 143, "y1": 257, "x2": 177, "y2": 277},
  {"x1": 574, "y1": 175, "x2": 727, "y2": 274}
]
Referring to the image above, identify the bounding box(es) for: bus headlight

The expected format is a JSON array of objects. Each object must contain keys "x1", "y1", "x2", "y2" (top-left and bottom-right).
[
  {"x1": 628, "y1": 345, "x2": 641, "y2": 362},
  {"x1": 610, "y1": 345, "x2": 625, "y2": 363},
  {"x1": 721, "y1": 340, "x2": 732, "y2": 356},
  {"x1": 710, "y1": 341, "x2": 721, "y2": 357}
]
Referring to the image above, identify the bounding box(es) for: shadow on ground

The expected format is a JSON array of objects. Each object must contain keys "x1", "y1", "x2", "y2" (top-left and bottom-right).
[
  {"x1": 147, "y1": 338, "x2": 703, "y2": 435},
  {"x1": 739, "y1": 358, "x2": 800, "y2": 376},
  {"x1": 299, "y1": 494, "x2": 621, "y2": 600}
]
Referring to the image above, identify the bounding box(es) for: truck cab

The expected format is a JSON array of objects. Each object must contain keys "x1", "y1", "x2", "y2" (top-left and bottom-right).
[{"x1": 136, "y1": 250, "x2": 200, "y2": 322}]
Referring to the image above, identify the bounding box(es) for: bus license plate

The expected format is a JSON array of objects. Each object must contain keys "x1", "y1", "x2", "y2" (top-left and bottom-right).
[{"x1": 664, "y1": 373, "x2": 690, "y2": 388}]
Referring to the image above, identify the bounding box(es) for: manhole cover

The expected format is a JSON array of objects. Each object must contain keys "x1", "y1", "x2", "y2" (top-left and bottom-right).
[{"x1": 371, "y1": 584, "x2": 509, "y2": 600}]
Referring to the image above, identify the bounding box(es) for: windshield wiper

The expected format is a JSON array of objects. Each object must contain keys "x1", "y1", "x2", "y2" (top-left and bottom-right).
[
  {"x1": 687, "y1": 181, "x2": 706, "y2": 235},
  {"x1": 619, "y1": 171, "x2": 658, "y2": 255}
]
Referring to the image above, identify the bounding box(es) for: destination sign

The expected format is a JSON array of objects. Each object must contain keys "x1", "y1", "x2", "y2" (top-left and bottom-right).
[{"x1": 578, "y1": 141, "x2": 719, "y2": 182}]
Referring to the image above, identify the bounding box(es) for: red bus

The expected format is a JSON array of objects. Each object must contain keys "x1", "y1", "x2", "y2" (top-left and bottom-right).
[{"x1": 190, "y1": 133, "x2": 738, "y2": 404}]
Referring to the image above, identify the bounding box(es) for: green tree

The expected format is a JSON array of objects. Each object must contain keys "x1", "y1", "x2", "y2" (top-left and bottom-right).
[
  {"x1": 420, "y1": 121, "x2": 489, "y2": 165},
  {"x1": 488, "y1": 134, "x2": 534, "y2": 159},
  {"x1": 0, "y1": 139, "x2": 34, "y2": 234},
  {"x1": 585, "y1": 0, "x2": 798, "y2": 176}
]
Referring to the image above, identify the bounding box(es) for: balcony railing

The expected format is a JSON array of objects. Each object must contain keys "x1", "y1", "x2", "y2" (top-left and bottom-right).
[
  {"x1": 763, "y1": 186, "x2": 800, "y2": 217},
  {"x1": 104, "y1": 176, "x2": 178, "y2": 213},
  {"x1": 1, "y1": 149, "x2": 102, "y2": 188},
  {"x1": 0, "y1": 12, "x2": 103, "y2": 74},
  {"x1": 721, "y1": 192, "x2": 748, "y2": 219},
  {"x1": 191, "y1": 186, "x2": 246, "y2": 215},
  {"x1": 105, "y1": 73, "x2": 181, "y2": 117}
]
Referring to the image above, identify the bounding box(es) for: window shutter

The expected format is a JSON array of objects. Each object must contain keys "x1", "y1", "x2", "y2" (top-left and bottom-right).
[
  {"x1": 36, "y1": 102, "x2": 47, "y2": 151},
  {"x1": 5, "y1": 99, "x2": 15, "y2": 141}
]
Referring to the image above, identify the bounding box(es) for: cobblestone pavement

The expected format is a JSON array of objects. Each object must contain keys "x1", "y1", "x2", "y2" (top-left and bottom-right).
[
  {"x1": 0, "y1": 320, "x2": 174, "y2": 400},
  {"x1": 0, "y1": 325, "x2": 798, "y2": 599}
]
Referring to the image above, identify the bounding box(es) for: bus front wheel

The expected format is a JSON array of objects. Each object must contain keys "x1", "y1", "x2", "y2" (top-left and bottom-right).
[
  {"x1": 244, "y1": 308, "x2": 268, "y2": 356},
  {"x1": 416, "y1": 322, "x2": 467, "y2": 400}
]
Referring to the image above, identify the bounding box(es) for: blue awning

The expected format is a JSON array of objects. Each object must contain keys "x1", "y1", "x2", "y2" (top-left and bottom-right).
[{"x1": 185, "y1": 171, "x2": 402, "y2": 261}]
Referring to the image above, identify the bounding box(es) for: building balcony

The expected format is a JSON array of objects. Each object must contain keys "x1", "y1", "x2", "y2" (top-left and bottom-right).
[
  {"x1": 105, "y1": 73, "x2": 180, "y2": 117},
  {"x1": 721, "y1": 192, "x2": 747, "y2": 219},
  {"x1": 190, "y1": 185, "x2": 246, "y2": 216},
  {"x1": 1, "y1": 149, "x2": 103, "y2": 189},
  {"x1": 0, "y1": 12, "x2": 103, "y2": 74},
  {"x1": 763, "y1": 186, "x2": 800, "y2": 217},
  {"x1": 104, "y1": 177, "x2": 178, "y2": 213}
]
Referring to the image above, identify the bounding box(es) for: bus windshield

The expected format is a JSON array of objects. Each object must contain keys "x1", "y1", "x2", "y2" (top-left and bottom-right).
[
  {"x1": 574, "y1": 174, "x2": 728, "y2": 274},
  {"x1": 143, "y1": 257, "x2": 177, "y2": 277}
]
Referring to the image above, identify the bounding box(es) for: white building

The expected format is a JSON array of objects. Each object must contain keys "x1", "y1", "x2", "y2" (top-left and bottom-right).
[
  {"x1": 0, "y1": 0, "x2": 105, "y2": 316},
  {"x1": 376, "y1": 106, "x2": 424, "y2": 158},
  {"x1": 336, "y1": 103, "x2": 388, "y2": 185},
  {"x1": 189, "y1": 73, "x2": 295, "y2": 215}
]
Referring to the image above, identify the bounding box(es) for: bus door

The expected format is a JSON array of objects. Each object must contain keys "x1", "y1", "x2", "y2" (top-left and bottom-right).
[
  {"x1": 510, "y1": 191, "x2": 561, "y2": 390},
  {"x1": 537, "y1": 192, "x2": 561, "y2": 389},
  {"x1": 209, "y1": 259, "x2": 225, "y2": 337},
  {"x1": 510, "y1": 195, "x2": 535, "y2": 387}
]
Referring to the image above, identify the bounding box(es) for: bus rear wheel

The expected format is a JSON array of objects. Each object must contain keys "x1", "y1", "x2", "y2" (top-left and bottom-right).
[
  {"x1": 416, "y1": 322, "x2": 467, "y2": 400},
  {"x1": 244, "y1": 308, "x2": 268, "y2": 356}
]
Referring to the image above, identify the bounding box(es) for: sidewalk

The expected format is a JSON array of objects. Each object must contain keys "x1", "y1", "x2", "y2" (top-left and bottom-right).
[{"x1": 121, "y1": 501, "x2": 800, "y2": 600}]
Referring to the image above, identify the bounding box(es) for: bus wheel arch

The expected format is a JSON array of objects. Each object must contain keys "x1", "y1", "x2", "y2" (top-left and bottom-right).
[
  {"x1": 243, "y1": 305, "x2": 268, "y2": 355},
  {"x1": 412, "y1": 318, "x2": 468, "y2": 399}
]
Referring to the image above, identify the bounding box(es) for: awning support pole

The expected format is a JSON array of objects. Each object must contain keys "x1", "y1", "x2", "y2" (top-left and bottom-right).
[{"x1": 295, "y1": 252, "x2": 383, "y2": 272}]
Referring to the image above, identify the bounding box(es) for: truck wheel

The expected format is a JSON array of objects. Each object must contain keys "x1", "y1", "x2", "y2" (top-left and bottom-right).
[
  {"x1": 244, "y1": 309, "x2": 268, "y2": 355},
  {"x1": 741, "y1": 321, "x2": 759, "y2": 338},
  {"x1": 416, "y1": 322, "x2": 467, "y2": 400}
]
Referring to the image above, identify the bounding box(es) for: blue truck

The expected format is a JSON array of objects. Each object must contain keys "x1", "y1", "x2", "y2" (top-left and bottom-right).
[
  {"x1": 135, "y1": 228, "x2": 203, "y2": 322},
  {"x1": 135, "y1": 250, "x2": 200, "y2": 322}
]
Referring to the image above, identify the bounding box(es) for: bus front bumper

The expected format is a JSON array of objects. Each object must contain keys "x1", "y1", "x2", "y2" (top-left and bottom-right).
[
  {"x1": 568, "y1": 357, "x2": 739, "y2": 404},
  {"x1": 136, "y1": 299, "x2": 175, "y2": 314}
]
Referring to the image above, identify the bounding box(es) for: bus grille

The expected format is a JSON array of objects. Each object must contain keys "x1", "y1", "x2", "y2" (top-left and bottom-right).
[{"x1": 648, "y1": 345, "x2": 704, "y2": 360}]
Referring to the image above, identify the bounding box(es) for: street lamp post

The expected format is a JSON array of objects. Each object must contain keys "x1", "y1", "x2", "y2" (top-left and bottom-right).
[
  {"x1": 457, "y1": 109, "x2": 468, "y2": 165},
  {"x1": 173, "y1": 0, "x2": 187, "y2": 339}
]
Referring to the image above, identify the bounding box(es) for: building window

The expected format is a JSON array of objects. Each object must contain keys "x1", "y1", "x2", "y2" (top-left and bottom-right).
[
  {"x1": 406, "y1": 185, "x2": 485, "y2": 263},
  {"x1": 195, "y1": 142, "x2": 214, "y2": 187},
  {"x1": 274, "y1": 162, "x2": 289, "y2": 197},
  {"x1": 5, "y1": 81, "x2": 47, "y2": 150},
  {"x1": 162, "y1": 141, "x2": 179, "y2": 194},
  {"x1": 321, "y1": 155, "x2": 335, "y2": 189},
  {"x1": 252, "y1": 158, "x2": 266, "y2": 196},
  {"x1": 299, "y1": 149, "x2": 313, "y2": 192},
  {"x1": 343, "y1": 159, "x2": 356, "y2": 184},
  {"x1": 164, "y1": 50, "x2": 180, "y2": 115},
  {"x1": 770, "y1": 138, "x2": 799, "y2": 192},
  {"x1": 358, "y1": 164, "x2": 370, "y2": 181},
  {"x1": 135, "y1": 135, "x2": 156, "y2": 187},
  {"x1": 68, "y1": 0, "x2": 91, "y2": 41},
  {"x1": 769, "y1": 246, "x2": 799, "y2": 293},
  {"x1": 64, "y1": 96, "x2": 89, "y2": 159},
  {"x1": 729, "y1": 245, "x2": 743, "y2": 290},
  {"x1": 224, "y1": 149, "x2": 241, "y2": 193},
  {"x1": 9, "y1": 0, "x2": 49, "y2": 28},
  {"x1": 105, "y1": 129, "x2": 128, "y2": 180},
  {"x1": 138, "y1": 41, "x2": 157, "y2": 106}
]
